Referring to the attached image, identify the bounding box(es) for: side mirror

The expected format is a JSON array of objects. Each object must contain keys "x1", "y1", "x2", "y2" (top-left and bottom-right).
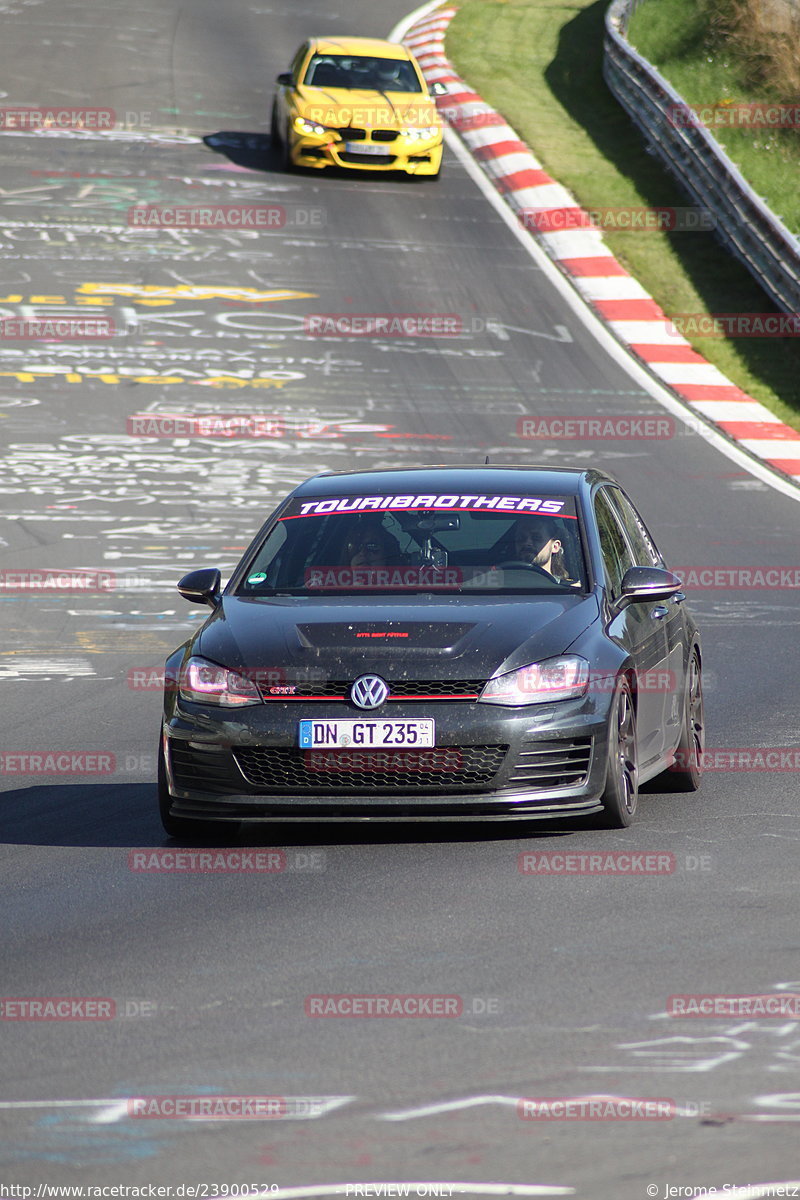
[
  {"x1": 276, "y1": 72, "x2": 293, "y2": 87},
  {"x1": 177, "y1": 567, "x2": 222, "y2": 607},
  {"x1": 430, "y1": 81, "x2": 448, "y2": 96},
  {"x1": 619, "y1": 566, "x2": 683, "y2": 604}
]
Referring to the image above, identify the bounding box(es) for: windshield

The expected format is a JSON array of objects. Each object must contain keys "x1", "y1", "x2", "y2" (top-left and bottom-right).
[
  {"x1": 303, "y1": 55, "x2": 423, "y2": 94},
  {"x1": 237, "y1": 493, "x2": 588, "y2": 596}
]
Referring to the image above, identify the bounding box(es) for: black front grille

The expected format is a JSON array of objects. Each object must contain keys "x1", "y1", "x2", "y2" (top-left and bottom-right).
[
  {"x1": 234, "y1": 745, "x2": 508, "y2": 791},
  {"x1": 260, "y1": 679, "x2": 484, "y2": 701},
  {"x1": 339, "y1": 152, "x2": 394, "y2": 165},
  {"x1": 372, "y1": 129, "x2": 398, "y2": 142},
  {"x1": 338, "y1": 126, "x2": 365, "y2": 140},
  {"x1": 385, "y1": 679, "x2": 483, "y2": 699},
  {"x1": 506, "y1": 738, "x2": 593, "y2": 789}
]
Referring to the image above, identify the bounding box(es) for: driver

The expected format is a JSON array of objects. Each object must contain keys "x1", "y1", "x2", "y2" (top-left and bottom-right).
[
  {"x1": 373, "y1": 61, "x2": 403, "y2": 88},
  {"x1": 513, "y1": 517, "x2": 563, "y2": 576},
  {"x1": 495, "y1": 516, "x2": 578, "y2": 585}
]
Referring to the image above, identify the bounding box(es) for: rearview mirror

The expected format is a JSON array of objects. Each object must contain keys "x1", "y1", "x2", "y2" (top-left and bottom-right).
[
  {"x1": 412, "y1": 514, "x2": 461, "y2": 533},
  {"x1": 619, "y1": 566, "x2": 683, "y2": 604},
  {"x1": 177, "y1": 567, "x2": 222, "y2": 607},
  {"x1": 276, "y1": 72, "x2": 293, "y2": 87},
  {"x1": 430, "y1": 81, "x2": 448, "y2": 96}
]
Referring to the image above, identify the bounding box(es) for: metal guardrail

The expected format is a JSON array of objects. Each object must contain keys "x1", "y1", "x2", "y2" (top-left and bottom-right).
[{"x1": 604, "y1": 0, "x2": 800, "y2": 315}]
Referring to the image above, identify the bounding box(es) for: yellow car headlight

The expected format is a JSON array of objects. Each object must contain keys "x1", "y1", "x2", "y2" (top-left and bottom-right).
[
  {"x1": 400, "y1": 125, "x2": 440, "y2": 141},
  {"x1": 294, "y1": 117, "x2": 327, "y2": 136}
]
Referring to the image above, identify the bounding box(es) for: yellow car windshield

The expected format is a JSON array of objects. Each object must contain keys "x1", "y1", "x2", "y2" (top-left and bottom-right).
[{"x1": 303, "y1": 55, "x2": 423, "y2": 94}]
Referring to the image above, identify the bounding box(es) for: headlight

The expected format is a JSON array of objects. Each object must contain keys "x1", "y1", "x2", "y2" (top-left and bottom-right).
[
  {"x1": 294, "y1": 117, "x2": 327, "y2": 135},
  {"x1": 179, "y1": 656, "x2": 262, "y2": 706},
  {"x1": 400, "y1": 125, "x2": 440, "y2": 141},
  {"x1": 479, "y1": 656, "x2": 589, "y2": 706}
]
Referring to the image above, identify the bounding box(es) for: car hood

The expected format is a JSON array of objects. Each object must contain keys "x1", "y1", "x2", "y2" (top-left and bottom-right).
[
  {"x1": 295, "y1": 86, "x2": 439, "y2": 131},
  {"x1": 195, "y1": 594, "x2": 599, "y2": 683}
]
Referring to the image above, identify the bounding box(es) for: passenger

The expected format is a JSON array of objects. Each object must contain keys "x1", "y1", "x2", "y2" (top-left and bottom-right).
[{"x1": 343, "y1": 520, "x2": 405, "y2": 568}]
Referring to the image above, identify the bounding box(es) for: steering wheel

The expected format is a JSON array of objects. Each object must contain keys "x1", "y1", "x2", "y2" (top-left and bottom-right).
[{"x1": 496, "y1": 560, "x2": 554, "y2": 580}]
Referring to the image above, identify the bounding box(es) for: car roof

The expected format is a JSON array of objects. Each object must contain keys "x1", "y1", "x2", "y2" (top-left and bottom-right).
[
  {"x1": 293, "y1": 465, "x2": 618, "y2": 499},
  {"x1": 309, "y1": 37, "x2": 413, "y2": 60}
]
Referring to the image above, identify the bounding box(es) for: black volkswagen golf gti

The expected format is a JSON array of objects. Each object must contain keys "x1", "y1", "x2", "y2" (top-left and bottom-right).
[{"x1": 158, "y1": 466, "x2": 704, "y2": 835}]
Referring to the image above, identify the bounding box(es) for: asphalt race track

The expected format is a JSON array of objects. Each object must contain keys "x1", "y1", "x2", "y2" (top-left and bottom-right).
[{"x1": 1, "y1": 0, "x2": 799, "y2": 1194}]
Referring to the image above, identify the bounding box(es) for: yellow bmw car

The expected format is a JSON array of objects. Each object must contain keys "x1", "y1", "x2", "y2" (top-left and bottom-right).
[{"x1": 270, "y1": 37, "x2": 443, "y2": 178}]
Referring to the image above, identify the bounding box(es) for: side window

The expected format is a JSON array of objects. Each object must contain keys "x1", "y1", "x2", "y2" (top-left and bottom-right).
[
  {"x1": 291, "y1": 43, "x2": 309, "y2": 84},
  {"x1": 593, "y1": 488, "x2": 635, "y2": 599},
  {"x1": 607, "y1": 488, "x2": 662, "y2": 567}
]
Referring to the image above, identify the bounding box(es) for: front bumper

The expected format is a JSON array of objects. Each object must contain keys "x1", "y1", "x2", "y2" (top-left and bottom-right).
[
  {"x1": 162, "y1": 695, "x2": 613, "y2": 823},
  {"x1": 290, "y1": 130, "x2": 443, "y2": 174}
]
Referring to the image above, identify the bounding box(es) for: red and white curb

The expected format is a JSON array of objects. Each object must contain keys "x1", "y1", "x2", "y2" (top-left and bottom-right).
[{"x1": 400, "y1": 4, "x2": 800, "y2": 484}]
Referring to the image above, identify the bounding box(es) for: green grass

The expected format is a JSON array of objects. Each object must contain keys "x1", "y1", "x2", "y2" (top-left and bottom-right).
[
  {"x1": 446, "y1": 0, "x2": 800, "y2": 431},
  {"x1": 628, "y1": 0, "x2": 800, "y2": 234}
]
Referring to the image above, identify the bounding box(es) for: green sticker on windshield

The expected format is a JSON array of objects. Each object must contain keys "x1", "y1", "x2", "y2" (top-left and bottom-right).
[{"x1": 247, "y1": 572, "x2": 267, "y2": 584}]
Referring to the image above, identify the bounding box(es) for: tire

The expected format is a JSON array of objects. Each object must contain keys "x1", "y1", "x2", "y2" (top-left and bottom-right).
[
  {"x1": 597, "y1": 677, "x2": 638, "y2": 827},
  {"x1": 158, "y1": 738, "x2": 216, "y2": 840},
  {"x1": 666, "y1": 648, "x2": 704, "y2": 791},
  {"x1": 279, "y1": 121, "x2": 293, "y2": 172},
  {"x1": 269, "y1": 104, "x2": 293, "y2": 170}
]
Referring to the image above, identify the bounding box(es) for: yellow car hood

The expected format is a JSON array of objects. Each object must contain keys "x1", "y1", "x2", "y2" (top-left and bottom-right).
[{"x1": 295, "y1": 87, "x2": 440, "y2": 131}]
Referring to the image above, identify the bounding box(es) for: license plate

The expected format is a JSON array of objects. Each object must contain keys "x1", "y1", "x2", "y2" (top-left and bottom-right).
[
  {"x1": 298, "y1": 719, "x2": 434, "y2": 749},
  {"x1": 345, "y1": 142, "x2": 388, "y2": 155}
]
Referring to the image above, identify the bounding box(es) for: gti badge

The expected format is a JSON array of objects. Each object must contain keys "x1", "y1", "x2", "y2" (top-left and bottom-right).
[{"x1": 350, "y1": 674, "x2": 390, "y2": 710}]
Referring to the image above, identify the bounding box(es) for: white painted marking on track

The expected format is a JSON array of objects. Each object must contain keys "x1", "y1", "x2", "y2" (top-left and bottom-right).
[
  {"x1": 0, "y1": 1095, "x2": 355, "y2": 1121},
  {"x1": 380, "y1": 1093, "x2": 519, "y2": 1121},
  {"x1": 388, "y1": 0, "x2": 446, "y2": 43},
  {"x1": 90, "y1": 1101, "x2": 130, "y2": 1124},
  {"x1": 379, "y1": 1092, "x2": 707, "y2": 1122}
]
